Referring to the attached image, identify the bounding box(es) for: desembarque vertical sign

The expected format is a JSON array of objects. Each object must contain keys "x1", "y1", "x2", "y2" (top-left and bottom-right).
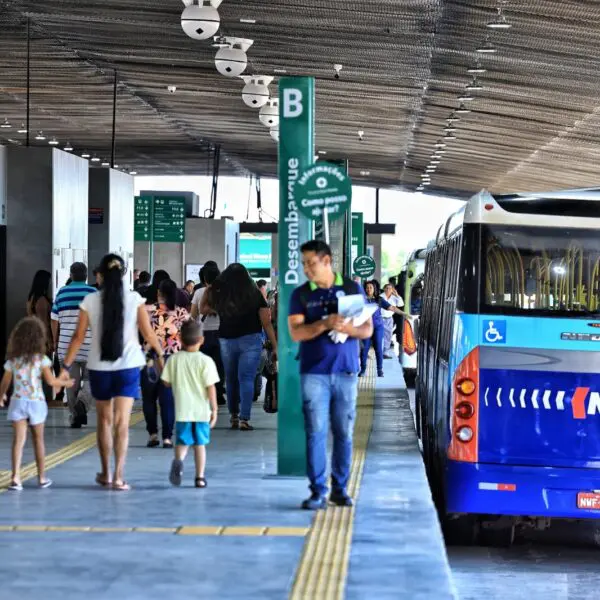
[{"x1": 277, "y1": 77, "x2": 314, "y2": 476}]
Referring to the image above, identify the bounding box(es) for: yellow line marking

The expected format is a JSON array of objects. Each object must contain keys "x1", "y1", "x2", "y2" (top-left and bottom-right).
[
  {"x1": 290, "y1": 363, "x2": 376, "y2": 600},
  {"x1": 0, "y1": 412, "x2": 145, "y2": 491},
  {"x1": 0, "y1": 524, "x2": 308, "y2": 537},
  {"x1": 221, "y1": 526, "x2": 267, "y2": 536},
  {"x1": 177, "y1": 526, "x2": 223, "y2": 536},
  {"x1": 266, "y1": 527, "x2": 310, "y2": 537}
]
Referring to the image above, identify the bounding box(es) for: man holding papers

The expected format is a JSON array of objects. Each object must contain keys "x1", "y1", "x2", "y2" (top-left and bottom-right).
[{"x1": 288, "y1": 240, "x2": 373, "y2": 510}]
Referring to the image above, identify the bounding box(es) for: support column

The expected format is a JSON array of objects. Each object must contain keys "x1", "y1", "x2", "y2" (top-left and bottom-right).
[
  {"x1": 89, "y1": 169, "x2": 135, "y2": 287},
  {"x1": 277, "y1": 77, "x2": 314, "y2": 475}
]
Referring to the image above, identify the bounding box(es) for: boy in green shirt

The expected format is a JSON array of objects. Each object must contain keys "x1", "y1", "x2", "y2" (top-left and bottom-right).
[{"x1": 161, "y1": 320, "x2": 219, "y2": 488}]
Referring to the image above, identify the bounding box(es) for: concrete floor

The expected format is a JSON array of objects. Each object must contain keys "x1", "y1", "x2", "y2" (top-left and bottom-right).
[{"x1": 0, "y1": 361, "x2": 454, "y2": 599}]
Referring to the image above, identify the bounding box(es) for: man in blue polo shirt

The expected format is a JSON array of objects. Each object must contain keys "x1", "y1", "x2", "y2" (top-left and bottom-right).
[{"x1": 288, "y1": 240, "x2": 373, "y2": 510}]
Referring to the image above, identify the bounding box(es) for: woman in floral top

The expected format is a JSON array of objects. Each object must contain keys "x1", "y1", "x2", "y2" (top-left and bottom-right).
[{"x1": 142, "y1": 279, "x2": 189, "y2": 448}]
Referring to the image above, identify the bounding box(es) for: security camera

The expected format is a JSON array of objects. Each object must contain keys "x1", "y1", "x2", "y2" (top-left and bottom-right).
[
  {"x1": 181, "y1": 0, "x2": 223, "y2": 41},
  {"x1": 215, "y1": 37, "x2": 253, "y2": 78},
  {"x1": 241, "y1": 76, "x2": 273, "y2": 108},
  {"x1": 358, "y1": 129, "x2": 364, "y2": 141},
  {"x1": 167, "y1": 85, "x2": 177, "y2": 93},
  {"x1": 334, "y1": 64, "x2": 343, "y2": 80},
  {"x1": 259, "y1": 98, "x2": 279, "y2": 128}
]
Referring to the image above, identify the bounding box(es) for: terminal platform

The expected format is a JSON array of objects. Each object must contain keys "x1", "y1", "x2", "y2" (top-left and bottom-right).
[{"x1": 0, "y1": 360, "x2": 455, "y2": 599}]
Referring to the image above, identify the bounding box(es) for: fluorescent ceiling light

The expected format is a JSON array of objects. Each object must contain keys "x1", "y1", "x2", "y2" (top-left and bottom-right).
[
  {"x1": 240, "y1": 18, "x2": 256, "y2": 24},
  {"x1": 81, "y1": 151, "x2": 91, "y2": 158},
  {"x1": 455, "y1": 104, "x2": 472, "y2": 114},
  {"x1": 64, "y1": 142, "x2": 73, "y2": 151},
  {"x1": 17, "y1": 123, "x2": 27, "y2": 133},
  {"x1": 48, "y1": 137, "x2": 59, "y2": 146},
  {"x1": 35, "y1": 131, "x2": 46, "y2": 140},
  {"x1": 1, "y1": 118, "x2": 11, "y2": 129}
]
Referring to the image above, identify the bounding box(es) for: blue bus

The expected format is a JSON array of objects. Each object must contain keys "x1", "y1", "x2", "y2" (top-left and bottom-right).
[{"x1": 416, "y1": 189, "x2": 600, "y2": 545}]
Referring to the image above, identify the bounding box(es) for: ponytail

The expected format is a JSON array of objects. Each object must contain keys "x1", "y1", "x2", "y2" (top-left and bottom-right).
[
  {"x1": 159, "y1": 279, "x2": 177, "y2": 311},
  {"x1": 98, "y1": 254, "x2": 125, "y2": 361}
]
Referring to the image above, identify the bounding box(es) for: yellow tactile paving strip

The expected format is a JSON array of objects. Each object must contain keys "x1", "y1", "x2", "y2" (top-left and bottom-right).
[
  {"x1": 0, "y1": 412, "x2": 145, "y2": 491},
  {"x1": 290, "y1": 363, "x2": 376, "y2": 600},
  {"x1": 0, "y1": 524, "x2": 309, "y2": 537}
]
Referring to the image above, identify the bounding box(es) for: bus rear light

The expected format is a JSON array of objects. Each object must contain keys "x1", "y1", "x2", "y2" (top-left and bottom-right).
[
  {"x1": 456, "y1": 426, "x2": 474, "y2": 443},
  {"x1": 447, "y1": 347, "x2": 479, "y2": 463},
  {"x1": 456, "y1": 378, "x2": 476, "y2": 396},
  {"x1": 403, "y1": 320, "x2": 417, "y2": 356},
  {"x1": 455, "y1": 401, "x2": 474, "y2": 419}
]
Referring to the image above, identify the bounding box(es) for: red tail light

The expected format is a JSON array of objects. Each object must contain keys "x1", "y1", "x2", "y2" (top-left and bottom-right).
[
  {"x1": 447, "y1": 347, "x2": 479, "y2": 463},
  {"x1": 403, "y1": 320, "x2": 417, "y2": 355}
]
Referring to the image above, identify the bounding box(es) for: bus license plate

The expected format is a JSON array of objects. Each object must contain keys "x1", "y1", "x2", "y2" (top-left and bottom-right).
[{"x1": 577, "y1": 492, "x2": 600, "y2": 510}]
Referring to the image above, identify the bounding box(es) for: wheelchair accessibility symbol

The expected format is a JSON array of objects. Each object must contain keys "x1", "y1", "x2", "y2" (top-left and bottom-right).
[{"x1": 483, "y1": 320, "x2": 506, "y2": 344}]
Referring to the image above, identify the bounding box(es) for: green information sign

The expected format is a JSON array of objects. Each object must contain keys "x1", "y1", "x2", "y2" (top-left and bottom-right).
[
  {"x1": 153, "y1": 196, "x2": 186, "y2": 242},
  {"x1": 277, "y1": 77, "x2": 315, "y2": 476},
  {"x1": 351, "y1": 212, "x2": 364, "y2": 266},
  {"x1": 134, "y1": 196, "x2": 153, "y2": 242},
  {"x1": 353, "y1": 254, "x2": 376, "y2": 278},
  {"x1": 296, "y1": 162, "x2": 352, "y2": 222}
]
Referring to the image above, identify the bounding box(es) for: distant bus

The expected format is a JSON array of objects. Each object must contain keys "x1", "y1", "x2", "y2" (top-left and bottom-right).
[
  {"x1": 397, "y1": 249, "x2": 426, "y2": 385},
  {"x1": 416, "y1": 188, "x2": 600, "y2": 545}
]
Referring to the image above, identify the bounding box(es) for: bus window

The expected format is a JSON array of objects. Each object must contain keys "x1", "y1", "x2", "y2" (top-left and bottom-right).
[
  {"x1": 481, "y1": 225, "x2": 600, "y2": 316},
  {"x1": 410, "y1": 276, "x2": 424, "y2": 315}
]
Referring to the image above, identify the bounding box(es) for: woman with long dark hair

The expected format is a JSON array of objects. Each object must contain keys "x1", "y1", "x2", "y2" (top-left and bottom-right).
[
  {"x1": 202, "y1": 263, "x2": 277, "y2": 431},
  {"x1": 142, "y1": 279, "x2": 189, "y2": 448},
  {"x1": 62, "y1": 254, "x2": 164, "y2": 490},
  {"x1": 26, "y1": 270, "x2": 53, "y2": 355},
  {"x1": 143, "y1": 269, "x2": 189, "y2": 308},
  {"x1": 360, "y1": 280, "x2": 404, "y2": 378}
]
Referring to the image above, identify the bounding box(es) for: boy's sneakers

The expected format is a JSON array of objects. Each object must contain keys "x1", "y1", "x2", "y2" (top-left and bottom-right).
[
  {"x1": 169, "y1": 459, "x2": 184, "y2": 487},
  {"x1": 301, "y1": 493, "x2": 327, "y2": 510}
]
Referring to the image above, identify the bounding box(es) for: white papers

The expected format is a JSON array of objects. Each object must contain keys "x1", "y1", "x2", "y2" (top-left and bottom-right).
[{"x1": 327, "y1": 295, "x2": 377, "y2": 344}]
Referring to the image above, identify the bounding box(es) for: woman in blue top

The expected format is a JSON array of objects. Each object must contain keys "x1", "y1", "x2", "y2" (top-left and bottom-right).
[{"x1": 360, "y1": 280, "x2": 404, "y2": 378}]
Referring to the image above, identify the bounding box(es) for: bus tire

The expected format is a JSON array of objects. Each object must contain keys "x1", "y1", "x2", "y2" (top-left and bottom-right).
[
  {"x1": 479, "y1": 520, "x2": 516, "y2": 548},
  {"x1": 442, "y1": 514, "x2": 479, "y2": 546}
]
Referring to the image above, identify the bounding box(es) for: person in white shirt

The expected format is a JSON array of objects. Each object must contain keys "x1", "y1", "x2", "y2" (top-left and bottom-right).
[
  {"x1": 61, "y1": 254, "x2": 164, "y2": 491},
  {"x1": 191, "y1": 263, "x2": 225, "y2": 405},
  {"x1": 381, "y1": 283, "x2": 404, "y2": 358}
]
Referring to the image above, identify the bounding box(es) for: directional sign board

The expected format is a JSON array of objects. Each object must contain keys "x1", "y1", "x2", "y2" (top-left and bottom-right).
[
  {"x1": 295, "y1": 162, "x2": 351, "y2": 222},
  {"x1": 353, "y1": 254, "x2": 376, "y2": 278},
  {"x1": 134, "y1": 196, "x2": 153, "y2": 242},
  {"x1": 153, "y1": 196, "x2": 186, "y2": 242}
]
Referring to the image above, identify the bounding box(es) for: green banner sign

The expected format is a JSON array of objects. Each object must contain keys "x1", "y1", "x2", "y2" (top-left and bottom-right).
[
  {"x1": 153, "y1": 196, "x2": 186, "y2": 242},
  {"x1": 277, "y1": 76, "x2": 315, "y2": 476},
  {"x1": 353, "y1": 254, "x2": 376, "y2": 278},
  {"x1": 351, "y1": 212, "x2": 364, "y2": 267},
  {"x1": 296, "y1": 162, "x2": 351, "y2": 222},
  {"x1": 134, "y1": 196, "x2": 153, "y2": 242}
]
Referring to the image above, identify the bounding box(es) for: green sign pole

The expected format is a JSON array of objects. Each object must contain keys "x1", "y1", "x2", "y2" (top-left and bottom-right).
[{"x1": 277, "y1": 77, "x2": 315, "y2": 476}]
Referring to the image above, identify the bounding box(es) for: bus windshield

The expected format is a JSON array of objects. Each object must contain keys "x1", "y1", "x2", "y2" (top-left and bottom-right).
[{"x1": 481, "y1": 225, "x2": 600, "y2": 317}]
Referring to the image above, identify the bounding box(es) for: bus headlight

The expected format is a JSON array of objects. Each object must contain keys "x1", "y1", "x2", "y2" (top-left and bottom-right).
[
  {"x1": 456, "y1": 426, "x2": 474, "y2": 443},
  {"x1": 456, "y1": 378, "x2": 476, "y2": 396}
]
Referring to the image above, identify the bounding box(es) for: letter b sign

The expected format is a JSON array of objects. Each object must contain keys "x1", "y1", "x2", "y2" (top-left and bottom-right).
[{"x1": 283, "y1": 89, "x2": 303, "y2": 118}]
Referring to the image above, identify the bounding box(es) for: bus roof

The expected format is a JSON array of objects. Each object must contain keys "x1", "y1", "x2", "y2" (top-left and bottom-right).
[{"x1": 431, "y1": 188, "x2": 600, "y2": 244}]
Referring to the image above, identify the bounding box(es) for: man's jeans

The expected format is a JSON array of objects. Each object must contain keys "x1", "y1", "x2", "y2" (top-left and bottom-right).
[
  {"x1": 301, "y1": 373, "x2": 358, "y2": 496},
  {"x1": 219, "y1": 333, "x2": 263, "y2": 421}
]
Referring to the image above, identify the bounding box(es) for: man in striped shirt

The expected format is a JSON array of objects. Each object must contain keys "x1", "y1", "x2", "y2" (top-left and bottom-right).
[{"x1": 51, "y1": 262, "x2": 97, "y2": 428}]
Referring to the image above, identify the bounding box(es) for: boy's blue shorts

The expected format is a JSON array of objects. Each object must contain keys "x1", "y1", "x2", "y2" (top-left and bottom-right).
[{"x1": 176, "y1": 422, "x2": 210, "y2": 446}]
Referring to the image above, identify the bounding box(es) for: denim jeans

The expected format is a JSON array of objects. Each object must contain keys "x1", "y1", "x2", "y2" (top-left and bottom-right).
[
  {"x1": 361, "y1": 323, "x2": 384, "y2": 372},
  {"x1": 301, "y1": 373, "x2": 358, "y2": 496},
  {"x1": 219, "y1": 333, "x2": 263, "y2": 421},
  {"x1": 201, "y1": 330, "x2": 226, "y2": 404},
  {"x1": 141, "y1": 364, "x2": 175, "y2": 439}
]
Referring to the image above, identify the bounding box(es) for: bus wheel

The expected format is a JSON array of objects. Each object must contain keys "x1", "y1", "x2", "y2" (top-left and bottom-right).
[
  {"x1": 479, "y1": 519, "x2": 515, "y2": 547},
  {"x1": 442, "y1": 514, "x2": 479, "y2": 546}
]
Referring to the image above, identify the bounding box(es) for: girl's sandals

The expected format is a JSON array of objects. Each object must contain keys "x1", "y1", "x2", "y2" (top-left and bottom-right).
[
  {"x1": 39, "y1": 479, "x2": 53, "y2": 489},
  {"x1": 147, "y1": 436, "x2": 160, "y2": 448},
  {"x1": 195, "y1": 477, "x2": 207, "y2": 488},
  {"x1": 230, "y1": 416, "x2": 240, "y2": 430},
  {"x1": 8, "y1": 481, "x2": 23, "y2": 491},
  {"x1": 163, "y1": 439, "x2": 173, "y2": 449},
  {"x1": 95, "y1": 473, "x2": 111, "y2": 487},
  {"x1": 112, "y1": 480, "x2": 131, "y2": 491},
  {"x1": 240, "y1": 420, "x2": 254, "y2": 431}
]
